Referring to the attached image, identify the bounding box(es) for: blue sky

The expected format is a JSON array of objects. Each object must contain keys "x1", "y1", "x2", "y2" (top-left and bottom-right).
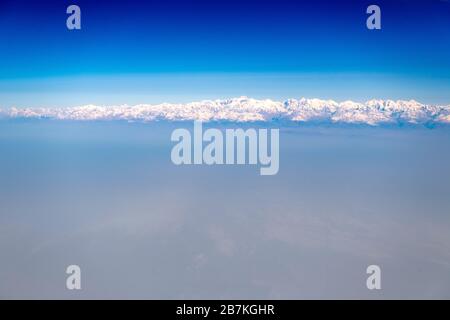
[{"x1": 0, "y1": 0, "x2": 449, "y2": 105}]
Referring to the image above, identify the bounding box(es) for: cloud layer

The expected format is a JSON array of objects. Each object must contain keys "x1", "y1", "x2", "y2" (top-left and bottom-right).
[{"x1": 1, "y1": 97, "x2": 450, "y2": 125}]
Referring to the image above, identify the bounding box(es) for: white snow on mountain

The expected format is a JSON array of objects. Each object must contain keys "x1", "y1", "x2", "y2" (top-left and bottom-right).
[{"x1": 2, "y1": 97, "x2": 450, "y2": 125}]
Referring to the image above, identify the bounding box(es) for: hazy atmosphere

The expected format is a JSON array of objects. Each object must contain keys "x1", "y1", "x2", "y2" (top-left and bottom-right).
[{"x1": 1, "y1": 120, "x2": 450, "y2": 299}]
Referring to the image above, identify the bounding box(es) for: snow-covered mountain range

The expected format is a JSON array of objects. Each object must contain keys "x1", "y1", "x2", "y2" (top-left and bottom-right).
[{"x1": 1, "y1": 97, "x2": 449, "y2": 125}]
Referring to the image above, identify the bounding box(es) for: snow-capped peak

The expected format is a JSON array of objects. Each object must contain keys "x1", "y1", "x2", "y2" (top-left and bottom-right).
[{"x1": 2, "y1": 97, "x2": 450, "y2": 125}]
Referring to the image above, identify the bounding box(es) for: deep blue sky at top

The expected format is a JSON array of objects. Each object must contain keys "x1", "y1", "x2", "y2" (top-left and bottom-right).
[{"x1": 0, "y1": 0, "x2": 449, "y2": 106}]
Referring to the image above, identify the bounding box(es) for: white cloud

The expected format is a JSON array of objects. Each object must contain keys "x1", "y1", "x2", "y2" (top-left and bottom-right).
[{"x1": 3, "y1": 96, "x2": 450, "y2": 125}]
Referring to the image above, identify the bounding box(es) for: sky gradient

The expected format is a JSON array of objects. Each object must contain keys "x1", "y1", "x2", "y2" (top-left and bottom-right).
[{"x1": 0, "y1": 0, "x2": 449, "y2": 105}]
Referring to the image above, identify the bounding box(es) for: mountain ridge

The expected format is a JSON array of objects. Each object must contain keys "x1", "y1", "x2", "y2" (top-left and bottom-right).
[{"x1": 1, "y1": 97, "x2": 449, "y2": 125}]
